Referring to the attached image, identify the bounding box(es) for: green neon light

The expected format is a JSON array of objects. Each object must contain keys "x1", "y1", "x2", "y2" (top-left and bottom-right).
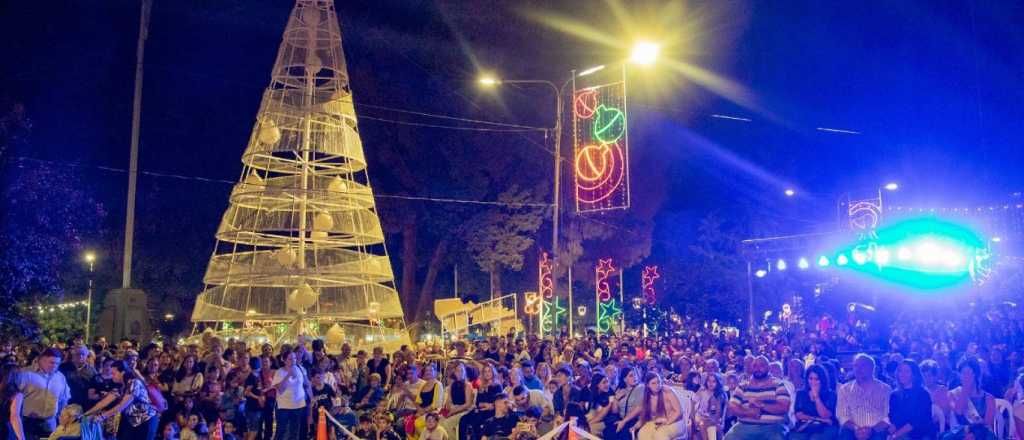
[
  {"x1": 592, "y1": 105, "x2": 625, "y2": 144},
  {"x1": 541, "y1": 298, "x2": 566, "y2": 333},
  {"x1": 834, "y1": 217, "x2": 991, "y2": 290},
  {"x1": 597, "y1": 299, "x2": 621, "y2": 333}
]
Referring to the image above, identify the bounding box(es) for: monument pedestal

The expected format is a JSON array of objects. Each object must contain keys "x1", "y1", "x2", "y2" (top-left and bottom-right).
[{"x1": 97, "y1": 288, "x2": 152, "y2": 343}]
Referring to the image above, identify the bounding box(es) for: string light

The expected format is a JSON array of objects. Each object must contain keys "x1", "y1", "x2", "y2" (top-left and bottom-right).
[
  {"x1": 595, "y1": 259, "x2": 621, "y2": 333},
  {"x1": 35, "y1": 300, "x2": 88, "y2": 314}
]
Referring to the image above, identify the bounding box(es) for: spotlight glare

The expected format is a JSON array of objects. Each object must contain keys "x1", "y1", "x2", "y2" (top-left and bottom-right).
[
  {"x1": 852, "y1": 249, "x2": 868, "y2": 265},
  {"x1": 798, "y1": 258, "x2": 809, "y2": 269},
  {"x1": 875, "y1": 248, "x2": 891, "y2": 266},
  {"x1": 755, "y1": 269, "x2": 767, "y2": 278},
  {"x1": 992, "y1": 236, "x2": 1002, "y2": 243},
  {"x1": 884, "y1": 182, "x2": 899, "y2": 191},
  {"x1": 897, "y1": 247, "x2": 912, "y2": 261},
  {"x1": 784, "y1": 189, "x2": 795, "y2": 197},
  {"x1": 817, "y1": 256, "x2": 830, "y2": 267},
  {"x1": 943, "y1": 250, "x2": 962, "y2": 267},
  {"x1": 837, "y1": 254, "x2": 849, "y2": 266},
  {"x1": 776, "y1": 259, "x2": 787, "y2": 271}
]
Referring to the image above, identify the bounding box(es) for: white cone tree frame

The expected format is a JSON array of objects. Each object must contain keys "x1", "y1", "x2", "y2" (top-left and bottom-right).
[{"x1": 191, "y1": 0, "x2": 409, "y2": 349}]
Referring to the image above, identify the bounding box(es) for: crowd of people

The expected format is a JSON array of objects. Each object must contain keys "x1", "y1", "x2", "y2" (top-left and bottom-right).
[{"x1": 0, "y1": 303, "x2": 1021, "y2": 440}]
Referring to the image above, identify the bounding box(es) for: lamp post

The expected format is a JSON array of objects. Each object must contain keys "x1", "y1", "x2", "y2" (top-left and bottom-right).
[
  {"x1": 479, "y1": 41, "x2": 660, "y2": 335},
  {"x1": 83, "y1": 252, "x2": 96, "y2": 344}
]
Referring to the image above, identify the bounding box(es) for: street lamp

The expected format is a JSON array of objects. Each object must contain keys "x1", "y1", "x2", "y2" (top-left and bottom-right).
[
  {"x1": 884, "y1": 182, "x2": 899, "y2": 191},
  {"x1": 630, "y1": 41, "x2": 661, "y2": 65},
  {"x1": 83, "y1": 251, "x2": 96, "y2": 344}
]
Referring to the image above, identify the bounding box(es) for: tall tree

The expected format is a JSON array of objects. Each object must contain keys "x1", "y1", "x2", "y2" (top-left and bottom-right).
[{"x1": 464, "y1": 185, "x2": 546, "y2": 298}]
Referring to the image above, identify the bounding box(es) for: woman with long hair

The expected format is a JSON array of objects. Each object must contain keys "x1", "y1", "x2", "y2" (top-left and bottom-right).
[
  {"x1": 693, "y1": 373, "x2": 727, "y2": 440},
  {"x1": 613, "y1": 367, "x2": 644, "y2": 440},
  {"x1": 411, "y1": 364, "x2": 445, "y2": 440},
  {"x1": 586, "y1": 373, "x2": 619, "y2": 438},
  {"x1": 461, "y1": 363, "x2": 502, "y2": 440},
  {"x1": 616, "y1": 372, "x2": 684, "y2": 440},
  {"x1": 171, "y1": 355, "x2": 203, "y2": 403},
  {"x1": 790, "y1": 364, "x2": 836, "y2": 440},
  {"x1": 889, "y1": 359, "x2": 935, "y2": 439},
  {"x1": 88, "y1": 360, "x2": 160, "y2": 440},
  {"x1": 536, "y1": 363, "x2": 552, "y2": 391},
  {"x1": 0, "y1": 364, "x2": 25, "y2": 440},
  {"x1": 440, "y1": 362, "x2": 475, "y2": 440}
]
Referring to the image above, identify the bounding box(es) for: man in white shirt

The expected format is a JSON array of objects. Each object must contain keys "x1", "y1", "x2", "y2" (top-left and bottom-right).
[
  {"x1": 836, "y1": 354, "x2": 891, "y2": 440},
  {"x1": 19, "y1": 348, "x2": 71, "y2": 440},
  {"x1": 272, "y1": 351, "x2": 311, "y2": 440}
]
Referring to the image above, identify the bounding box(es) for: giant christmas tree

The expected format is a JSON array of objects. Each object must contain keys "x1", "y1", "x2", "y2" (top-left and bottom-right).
[{"x1": 191, "y1": 0, "x2": 409, "y2": 349}]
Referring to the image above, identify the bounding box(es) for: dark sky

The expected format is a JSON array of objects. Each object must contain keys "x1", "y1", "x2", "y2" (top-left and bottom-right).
[{"x1": 3, "y1": 0, "x2": 1023, "y2": 244}]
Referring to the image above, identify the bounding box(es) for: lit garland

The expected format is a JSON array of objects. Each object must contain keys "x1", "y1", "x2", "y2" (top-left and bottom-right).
[
  {"x1": 641, "y1": 265, "x2": 659, "y2": 304},
  {"x1": 572, "y1": 76, "x2": 630, "y2": 213},
  {"x1": 538, "y1": 252, "x2": 556, "y2": 335},
  {"x1": 35, "y1": 300, "x2": 88, "y2": 314},
  {"x1": 595, "y1": 258, "x2": 621, "y2": 334}
]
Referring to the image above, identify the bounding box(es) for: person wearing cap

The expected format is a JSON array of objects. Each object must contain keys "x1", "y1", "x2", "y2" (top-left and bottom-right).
[{"x1": 18, "y1": 348, "x2": 70, "y2": 440}]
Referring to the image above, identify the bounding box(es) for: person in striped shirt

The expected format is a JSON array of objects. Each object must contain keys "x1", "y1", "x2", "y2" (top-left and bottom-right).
[{"x1": 723, "y1": 356, "x2": 791, "y2": 440}]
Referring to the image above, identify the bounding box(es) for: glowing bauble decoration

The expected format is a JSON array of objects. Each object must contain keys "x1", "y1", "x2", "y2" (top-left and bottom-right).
[
  {"x1": 573, "y1": 90, "x2": 599, "y2": 119},
  {"x1": 313, "y1": 211, "x2": 334, "y2": 231},
  {"x1": 258, "y1": 120, "x2": 281, "y2": 145},
  {"x1": 327, "y1": 176, "x2": 347, "y2": 193},
  {"x1": 574, "y1": 143, "x2": 625, "y2": 204},
  {"x1": 591, "y1": 105, "x2": 625, "y2": 144},
  {"x1": 287, "y1": 283, "x2": 318, "y2": 312},
  {"x1": 306, "y1": 56, "x2": 323, "y2": 76},
  {"x1": 275, "y1": 248, "x2": 296, "y2": 267},
  {"x1": 325, "y1": 323, "x2": 346, "y2": 344},
  {"x1": 244, "y1": 172, "x2": 264, "y2": 187}
]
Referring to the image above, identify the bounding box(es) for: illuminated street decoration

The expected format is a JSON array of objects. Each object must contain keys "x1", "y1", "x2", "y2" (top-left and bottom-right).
[
  {"x1": 595, "y1": 258, "x2": 621, "y2": 334},
  {"x1": 573, "y1": 76, "x2": 630, "y2": 213},
  {"x1": 524, "y1": 292, "x2": 540, "y2": 315},
  {"x1": 538, "y1": 252, "x2": 555, "y2": 335},
  {"x1": 541, "y1": 297, "x2": 565, "y2": 334},
  {"x1": 573, "y1": 89, "x2": 599, "y2": 119},
  {"x1": 191, "y1": 0, "x2": 409, "y2": 349},
  {"x1": 847, "y1": 196, "x2": 883, "y2": 232},
  {"x1": 834, "y1": 217, "x2": 993, "y2": 289},
  {"x1": 641, "y1": 265, "x2": 659, "y2": 304}
]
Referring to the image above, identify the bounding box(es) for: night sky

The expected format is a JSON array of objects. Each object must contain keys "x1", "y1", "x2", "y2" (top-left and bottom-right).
[{"x1": 3, "y1": 0, "x2": 1022, "y2": 308}]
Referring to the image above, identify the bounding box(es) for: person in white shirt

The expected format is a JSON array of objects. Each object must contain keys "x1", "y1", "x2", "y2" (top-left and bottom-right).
[
  {"x1": 836, "y1": 354, "x2": 891, "y2": 440},
  {"x1": 271, "y1": 351, "x2": 311, "y2": 440}
]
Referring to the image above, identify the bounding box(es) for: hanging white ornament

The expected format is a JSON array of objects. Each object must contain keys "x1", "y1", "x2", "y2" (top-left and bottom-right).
[
  {"x1": 274, "y1": 248, "x2": 296, "y2": 267},
  {"x1": 325, "y1": 323, "x2": 346, "y2": 344},
  {"x1": 327, "y1": 176, "x2": 347, "y2": 193},
  {"x1": 287, "y1": 283, "x2": 318, "y2": 312},
  {"x1": 313, "y1": 211, "x2": 334, "y2": 231},
  {"x1": 258, "y1": 120, "x2": 281, "y2": 145}
]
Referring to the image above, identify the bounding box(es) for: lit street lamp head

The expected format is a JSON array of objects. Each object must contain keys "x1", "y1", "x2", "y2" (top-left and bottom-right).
[
  {"x1": 630, "y1": 41, "x2": 660, "y2": 65},
  {"x1": 784, "y1": 189, "x2": 795, "y2": 197},
  {"x1": 884, "y1": 182, "x2": 899, "y2": 191},
  {"x1": 478, "y1": 76, "x2": 500, "y2": 86},
  {"x1": 84, "y1": 252, "x2": 96, "y2": 263}
]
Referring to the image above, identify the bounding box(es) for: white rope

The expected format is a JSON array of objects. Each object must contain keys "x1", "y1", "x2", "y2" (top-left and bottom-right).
[{"x1": 322, "y1": 411, "x2": 365, "y2": 440}]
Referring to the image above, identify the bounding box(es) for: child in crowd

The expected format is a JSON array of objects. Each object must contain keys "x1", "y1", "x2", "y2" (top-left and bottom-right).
[
  {"x1": 354, "y1": 414, "x2": 377, "y2": 439},
  {"x1": 47, "y1": 404, "x2": 82, "y2": 440},
  {"x1": 375, "y1": 414, "x2": 402, "y2": 440},
  {"x1": 420, "y1": 412, "x2": 448, "y2": 440},
  {"x1": 161, "y1": 422, "x2": 180, "y2": 440}
]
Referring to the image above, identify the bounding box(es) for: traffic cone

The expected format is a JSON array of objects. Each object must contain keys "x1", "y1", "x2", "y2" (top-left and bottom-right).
[
  {"x1": 568, "y1": 417, "x2": 578, "y2": 440},
  {"x1": 317, "y1": 407, "x2": 329, "y2": 440}
]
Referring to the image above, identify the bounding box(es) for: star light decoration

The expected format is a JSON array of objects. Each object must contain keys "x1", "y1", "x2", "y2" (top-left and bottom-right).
[
  {"x1": 595, "y1": 258, "x2": 621, "y2": 334},
  {"x1": 641, "y1": 265, "x2": 660, "y2": 304},
  {"x1": 541, "y1": 297, "x2": 566, "y2": 334}
]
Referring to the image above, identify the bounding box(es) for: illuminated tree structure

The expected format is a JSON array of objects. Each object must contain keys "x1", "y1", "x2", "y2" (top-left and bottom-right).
[{"x1": 191, "y1": 0, "x2": 409, "y2": 349}]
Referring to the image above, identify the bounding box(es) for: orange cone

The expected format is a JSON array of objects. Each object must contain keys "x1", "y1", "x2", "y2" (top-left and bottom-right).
[
  {"x1": 317, "y1": 408, "x2": 329, "y2": 440},
  {"x1": 211, "y1": 419, "x2": 223, "y2": 440}
]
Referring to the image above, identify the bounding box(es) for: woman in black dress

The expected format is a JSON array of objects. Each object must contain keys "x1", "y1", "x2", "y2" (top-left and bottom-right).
[
  {"x1": 0, "y1": 364, "x2": 25, "y2": 440},
  {"x1": 89, "y1": 360, "x2": 159, "y2": 440},
  {"x1": 889, "y1": 360, "x2": 935, "y2": 439}
]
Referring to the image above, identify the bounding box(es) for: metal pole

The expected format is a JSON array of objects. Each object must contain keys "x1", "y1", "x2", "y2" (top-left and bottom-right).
[
  {"x1": 551, "y1": 79, "x2": 564, "y2": 310},
  {"x1": 567, "y1": 265, "x2": 573, "y2": 336},
  {"x1": 121, "y1": 0, "x2": 153, "y2": 289},
  {"x1": 619, "y1": 268, "x2": 625, "y2": 334},
  {"x1": 86, "y1": 261, "x2": 94, "y2": 343},
  {"x1": 747, "y1": 260, "x2": 754, "y2": 336},
  {"x1": 454, "y1": 264, "x2": 458, "y2": 298}
]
